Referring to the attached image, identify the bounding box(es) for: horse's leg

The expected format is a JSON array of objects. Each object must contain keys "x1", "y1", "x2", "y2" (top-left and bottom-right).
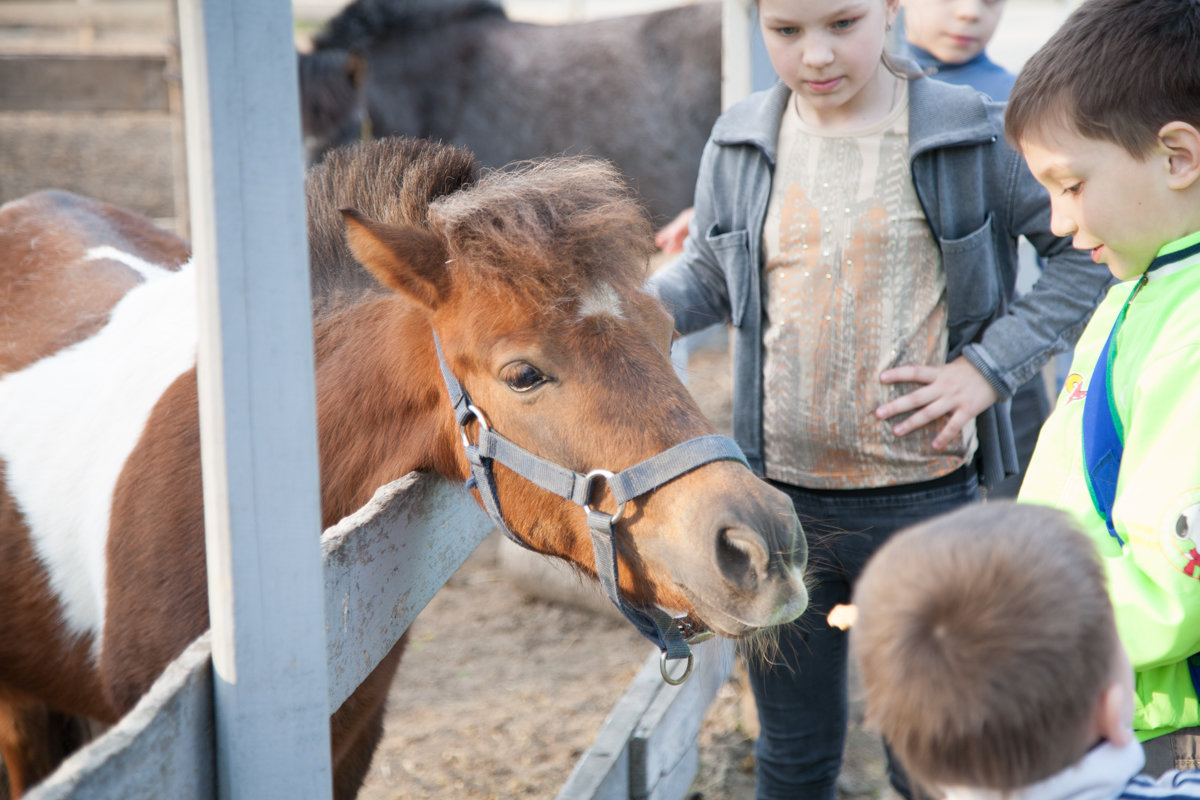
[
  {"x1": 329, "y1": 633, "x2": 407, "y2": 800},
  {"x1": 0, "y1": 699, "x2": 88, "y2": 798}
]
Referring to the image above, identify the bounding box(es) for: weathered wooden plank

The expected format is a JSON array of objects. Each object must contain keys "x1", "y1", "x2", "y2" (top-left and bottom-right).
[
  {"x1": 558, "y1": 638, "x2": 737, "y2": 800},
  {"x1": 321, "y1": 472, "x2": 493, "y2": 712},
  {"x1": 641, "y1": 743, "x2": 699, "y2": 800},
  {"x1": 21, "y1": 475, "x2": 491, "y2": 800},
  {"x1": 0, "y1": 2, "x2": 171, "y2": 31},
  {"x1": 179, "y1": 0, "x2": 332, "y2": 795},
  {"x1": 25, "y1": 635, "x2": 215, "y2": 800},
  {"x1": 0, "y1": 113, "x2": 175, "y2": 219},
  {"x1": 0, "y1": 54, "x2": 169, "y2": 112},
  {"x1": 555, "y1": 647, "x2": 665, "y2": 800},
  {"x1": 630, "y1": 638, "x2": 736, "y2": 800},
  {"x1": 721, "y1": 0, "x2": 753, "y2": 111}
]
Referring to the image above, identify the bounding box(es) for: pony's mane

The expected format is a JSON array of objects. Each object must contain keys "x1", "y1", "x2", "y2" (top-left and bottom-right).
[
  {"x1": 305, "y1": 136, "x2": 478, "y2": 313},
  {"x1": 306, "y1": 136, "x2": 655, "y2": 317},
  {"x1": 312, "y1": 0, "x2": 505, "y2": 52},
  {"x1": 431, "y1": 157, "x2": 656, "y2": 307}
]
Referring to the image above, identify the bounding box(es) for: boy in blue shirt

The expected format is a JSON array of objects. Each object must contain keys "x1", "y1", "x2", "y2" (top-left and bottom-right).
[{"x1": 900, "y1": 0, "x2": 1012, "y2": 101}]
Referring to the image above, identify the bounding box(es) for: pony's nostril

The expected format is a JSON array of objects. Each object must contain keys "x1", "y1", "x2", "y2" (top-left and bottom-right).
[{"x1": 716, "y1": 527, "x2": 769, "y2": 592}]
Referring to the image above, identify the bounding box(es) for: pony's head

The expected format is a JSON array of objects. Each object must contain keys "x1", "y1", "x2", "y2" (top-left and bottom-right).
[{"x1": 320, "y1": 138, "x2": 808, "y2": 641}]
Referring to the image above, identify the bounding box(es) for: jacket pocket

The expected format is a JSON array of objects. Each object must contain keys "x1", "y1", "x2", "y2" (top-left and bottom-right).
[
  {"x1": 706, "y1": 225, "x2": 751, "y2": 327},
  {"x1": 941, "y1": 214, "x2": 1000, "y2": 328}
]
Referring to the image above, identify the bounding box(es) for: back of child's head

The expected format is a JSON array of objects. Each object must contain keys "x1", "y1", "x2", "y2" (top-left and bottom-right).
[
  {"x1": 1006, "y1": 0, "x2": 1200, "y2": 157},
  {"x1": 851, "y1": 502, "x2": 1117, "y2": 792}
]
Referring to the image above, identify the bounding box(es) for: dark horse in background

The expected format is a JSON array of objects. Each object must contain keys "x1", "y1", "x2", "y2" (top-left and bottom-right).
[{"x1": 297, "y1": 0, "x2": 721, "y2": 223}]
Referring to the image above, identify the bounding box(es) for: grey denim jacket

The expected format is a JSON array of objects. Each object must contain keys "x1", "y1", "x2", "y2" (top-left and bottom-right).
[{"x1": 648, "y1": 74, "x2": 1113, "y2": 487}]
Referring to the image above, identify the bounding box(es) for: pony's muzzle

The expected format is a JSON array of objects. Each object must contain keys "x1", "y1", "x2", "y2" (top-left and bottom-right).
[{"x1": 655, "y1": 481, "x2": 809, "y2": 638}]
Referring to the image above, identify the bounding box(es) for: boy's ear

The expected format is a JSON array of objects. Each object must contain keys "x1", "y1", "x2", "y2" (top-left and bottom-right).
[
  {"x1": 1094, "y1": 680, "x2": 1134, "y2": 747},
  {"x1": 885, "y1": 0, "x2": 901, "y2": 25},
  {"x1": 1158, "y1": 122, "x2": 1200, "y2": 190}
]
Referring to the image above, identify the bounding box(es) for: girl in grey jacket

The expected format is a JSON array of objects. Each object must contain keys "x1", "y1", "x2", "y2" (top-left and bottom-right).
[{"x1": 647, "y1": 0, "x2": 1111, "y2": 796}]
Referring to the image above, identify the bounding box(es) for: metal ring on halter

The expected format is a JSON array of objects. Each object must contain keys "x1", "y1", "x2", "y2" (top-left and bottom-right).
[
  {"x1": 458, "y1": 403, "x2": 491, "y2": 448},
  {"x1": 583, "y1": 469, "x2": 627, "y2": 523},
  {"x1": 660, "y1": 650, "x2": 694, "y2": 685}
]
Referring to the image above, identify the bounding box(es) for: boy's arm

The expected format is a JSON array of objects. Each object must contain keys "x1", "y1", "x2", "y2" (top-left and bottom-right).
[
  {"x1": 1107, "y1": 342, "x2": 1200, "y2": 671},
  {"x1": 646, "y1": 140, "x2": 734, "y2": 335}
]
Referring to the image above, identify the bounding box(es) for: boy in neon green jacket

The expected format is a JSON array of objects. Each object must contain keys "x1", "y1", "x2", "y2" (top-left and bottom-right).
[{"x1": 1007, "y1": 0, "x2": 1200, "y2": 773}]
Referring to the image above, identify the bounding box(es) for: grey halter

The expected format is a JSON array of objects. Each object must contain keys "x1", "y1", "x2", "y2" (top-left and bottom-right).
[{"x1": 433, "y1": 331, "x2": 747, "y2": 684}]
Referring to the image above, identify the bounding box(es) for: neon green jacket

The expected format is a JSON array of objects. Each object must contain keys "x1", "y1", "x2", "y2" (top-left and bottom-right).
[{"x1": 1020, "y1": 231, "x2": 1200, "y2": 741}]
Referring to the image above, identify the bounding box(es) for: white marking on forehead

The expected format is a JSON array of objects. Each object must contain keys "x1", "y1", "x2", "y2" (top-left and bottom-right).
[
  {"x1": 576, "y1": 282, "x2": 625, "y2": 321},
  {"x1": 0, "y1": 248, "x2": 198, "y2": 660}
]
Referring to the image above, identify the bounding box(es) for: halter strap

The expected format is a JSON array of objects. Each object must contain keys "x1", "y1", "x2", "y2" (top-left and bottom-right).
[
  {"x1": 1081, "y1": 279, "x2": 1140, "y2": 547},
  {"x1": 433, "y1": 331, "x2": 747, "y2": 683}
]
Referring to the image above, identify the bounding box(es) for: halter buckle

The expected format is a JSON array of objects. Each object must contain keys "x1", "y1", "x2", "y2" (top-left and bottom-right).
[
  {"x1": 583, "y1": 469, "x2": 627, "y2": 524},
  {"x1": 458, "y1": 403, "x2": 491, "y2": 448}
]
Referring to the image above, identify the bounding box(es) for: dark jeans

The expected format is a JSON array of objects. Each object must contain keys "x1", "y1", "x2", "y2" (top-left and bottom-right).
[{"x1": 748, "y1": 468, "x2": 980, "y2": 800}]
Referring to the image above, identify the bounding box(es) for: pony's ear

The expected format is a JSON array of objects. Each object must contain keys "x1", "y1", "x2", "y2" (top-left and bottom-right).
[{"x1": 341, "y1": 208, "x2": 449, "y2": 309}]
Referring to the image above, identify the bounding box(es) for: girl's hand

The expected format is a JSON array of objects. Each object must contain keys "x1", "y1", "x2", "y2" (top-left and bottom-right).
[
  {"x1": 654, "y1": 207, "x2": 694, "y2": 255},
  {"x1": 875, "y1": 357, "x2": 1001, "y2": 450}
]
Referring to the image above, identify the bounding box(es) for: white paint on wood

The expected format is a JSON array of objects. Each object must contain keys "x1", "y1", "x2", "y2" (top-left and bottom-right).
[
  {"x1": 25, "y1": 634, "x2": 215, "y2": 800},
  {"x1": 556, "y1": 638, "x2": 734, "y2": 800},
  {"x1": 24, "y1": 478, "x2": 494, "y2": 799},
  {"x1": 556, "y1": 647, "x2": 663, "y2": 800},
  {"x1": 322, "y1": 473, "x2": 493, "y2": 712},
  {"x1": 177, "y1": 0, "x2": 332, "y2": 795},
  {"x1": 721, "y1": 0, "x2": 754, "y2": 111},
  {"x1": 631, "y1": 639, "x2": 736, "y2": 798},
  {"x1": 556, "y1": 638, "x2": 736, "y2": 800}
]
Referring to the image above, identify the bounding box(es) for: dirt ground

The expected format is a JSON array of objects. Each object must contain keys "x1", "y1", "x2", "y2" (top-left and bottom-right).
[{"x1": 357, "y1": 343, "x2": 893, "y2": 800}]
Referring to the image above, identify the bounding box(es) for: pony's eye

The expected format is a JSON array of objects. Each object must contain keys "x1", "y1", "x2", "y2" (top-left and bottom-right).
[{"x1": 502, "y1": 363, "x2": 549, "y2": 393}]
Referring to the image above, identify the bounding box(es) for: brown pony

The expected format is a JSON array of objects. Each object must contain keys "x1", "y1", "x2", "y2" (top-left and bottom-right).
[{"x1": 0, "y1": 137, "x2": 807, "y2": 798}]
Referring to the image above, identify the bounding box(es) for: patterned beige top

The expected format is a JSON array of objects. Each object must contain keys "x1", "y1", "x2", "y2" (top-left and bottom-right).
[{"x1": 761, "y1": 83, "x2": 975, "y2": 489}]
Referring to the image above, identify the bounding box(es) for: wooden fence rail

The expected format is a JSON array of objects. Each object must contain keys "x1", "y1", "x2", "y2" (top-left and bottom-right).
[
  {"x1": 0, "y1": 1, "x2": 171, "y2": 32},
  {"x1": 21, "y1": 470, "x2": 732, "y2": 800},
  {"x1": 26, "y1": 473, "x2": 493, "y2": 800},
  {"x1": 558, "y1": 639, "x2": 735, "y2": 800}
]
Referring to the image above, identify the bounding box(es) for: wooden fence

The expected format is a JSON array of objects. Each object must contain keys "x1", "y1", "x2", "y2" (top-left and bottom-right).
[
  {"x1": 23, "y1": 472, "x2": 737, "y2": 800},
  {"x1": 26, "y1": 474, "x2": 494, "y2": 799},
  {"x1": 0, "y1": 3, "x2": 186, "y2": 234}
]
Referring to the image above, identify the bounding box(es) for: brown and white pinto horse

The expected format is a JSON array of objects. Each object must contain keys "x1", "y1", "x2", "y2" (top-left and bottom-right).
[{"x1": 0, "y1": 137, "x2": 808, "y2": 798}]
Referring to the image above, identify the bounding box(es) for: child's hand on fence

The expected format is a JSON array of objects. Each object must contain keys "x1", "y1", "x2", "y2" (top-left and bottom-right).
[{"x1": 875, "y1": 356, "x2": 1000, "y2": 451}]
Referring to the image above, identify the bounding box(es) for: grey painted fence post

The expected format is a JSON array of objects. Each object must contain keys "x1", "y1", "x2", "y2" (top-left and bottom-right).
[{"x1": 177, "y1": 0, "x2": 333, "y2": 798}]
